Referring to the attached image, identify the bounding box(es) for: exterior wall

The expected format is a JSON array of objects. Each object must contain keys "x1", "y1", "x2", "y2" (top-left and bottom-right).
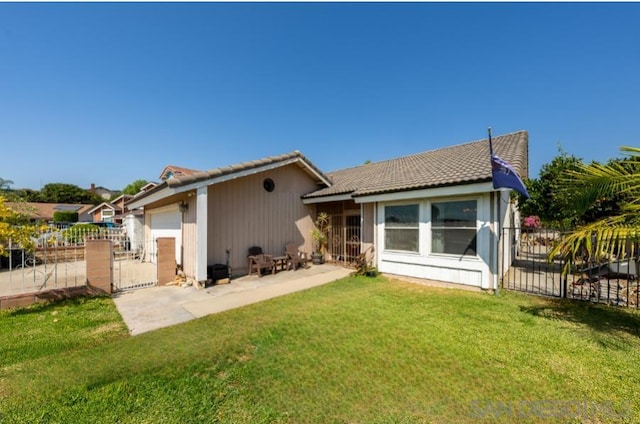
[
  {"x1": 361, "y1": 202, "x2": 375, "y2": 261},
  {"x1": 182, "y1": 195, "x2": 197, "y2": 280},
  {"x1": 374, "y1": 192, "x2": 495, "y2": 289},
  {"x1": 207, "y1": 164, "x2": 317, "y2": 275}
]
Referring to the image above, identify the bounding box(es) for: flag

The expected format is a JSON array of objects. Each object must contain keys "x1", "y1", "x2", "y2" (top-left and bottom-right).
[
  {"x1": 487, "y1": 127, "x2": 530, "y2": 198},
  {"x1": 491, "y1": 154, "x2": 530, "y2": 198}
]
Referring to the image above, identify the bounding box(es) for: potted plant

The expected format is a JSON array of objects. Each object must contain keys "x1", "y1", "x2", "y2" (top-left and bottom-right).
[{"x1": 311, "y1": 212, "x2": 331, "y2": 264}]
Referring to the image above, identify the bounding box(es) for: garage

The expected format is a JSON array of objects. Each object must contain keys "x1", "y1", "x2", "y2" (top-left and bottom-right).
[{"x1": 149, "y1": 208, "x2": 182, "y2": 266}]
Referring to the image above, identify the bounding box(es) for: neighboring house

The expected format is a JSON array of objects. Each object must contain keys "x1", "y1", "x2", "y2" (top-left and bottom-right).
[
  {"x1": 88, "y1": 183, "x2": 118, "y2": 200},
  {"x1": 138, "y1": 182, "x2": 158, "y2": 193},
  {"x1": 127, "y1": 130, "x2": 528, "y2": 290},
  {"x1": 5, "y1": 202, "x2": 95, "y2": 223},
  {"x1": 158, "y1": 165, "x2": 200, "y2": 181},
  {"x1": 88, "y1": 194, "x2": 133, "y2": 225}
]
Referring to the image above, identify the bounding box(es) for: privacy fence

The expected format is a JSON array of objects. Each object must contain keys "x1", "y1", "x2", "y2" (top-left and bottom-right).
[
  {"x1": 500, "y1": 227, "x2": 640, "y2": 309},
  {"x1": 0, "y1": 225, "x2": 174, "y2": 309}
]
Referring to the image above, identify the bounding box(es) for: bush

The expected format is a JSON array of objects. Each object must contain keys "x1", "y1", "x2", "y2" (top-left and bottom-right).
[
  {"x1": 53, "y1": 211, "x2": 78, "y2": 223},
  {"x1": 62, "y1": 223, "x2": 100, "y2": 244}
]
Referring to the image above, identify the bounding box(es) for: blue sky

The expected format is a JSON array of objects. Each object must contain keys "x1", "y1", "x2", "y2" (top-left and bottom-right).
[{"x1": 1, "y1": 2, "x2": 639, "y2": 191}]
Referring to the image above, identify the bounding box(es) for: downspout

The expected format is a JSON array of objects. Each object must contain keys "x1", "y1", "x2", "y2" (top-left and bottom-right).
[{"x1": 493, "y1": 192, "x2": 500, "y2": 295}]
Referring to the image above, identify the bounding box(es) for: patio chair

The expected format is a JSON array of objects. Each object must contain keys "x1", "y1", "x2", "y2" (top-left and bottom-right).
[
  {"x1": 285, "y1": 243, "x2": 309, "y2": 271},
  {"x1": 247, "y1": 246, "x2": 264, "y2": 275},
  {"x1": 250, "y1": 254, "x2": 276, "y2": 277}
]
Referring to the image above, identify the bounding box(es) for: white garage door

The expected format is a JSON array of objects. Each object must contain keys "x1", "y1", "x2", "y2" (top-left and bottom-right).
[{"x1": 149, "y1": 210, "x2": 182, "y2": 265}]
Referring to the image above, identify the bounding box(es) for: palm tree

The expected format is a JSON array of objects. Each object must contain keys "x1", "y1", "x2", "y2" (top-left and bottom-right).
[
  {"x1": 549, "y1": 147, "x2": 640, "y2": 272},
  {"x1": 0, "y1": 178, "x2": 14, "y2": 191}
]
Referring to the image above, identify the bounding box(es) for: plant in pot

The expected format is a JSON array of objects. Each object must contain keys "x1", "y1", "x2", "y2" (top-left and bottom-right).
[{"x1": 311, "y1": 212, "x2": 331, "y2": 264}]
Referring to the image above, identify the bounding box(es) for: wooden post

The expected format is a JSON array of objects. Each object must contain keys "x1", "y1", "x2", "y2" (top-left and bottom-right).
[{"x1": 156, "y1": 237, "x2": 176, "y2": 285}]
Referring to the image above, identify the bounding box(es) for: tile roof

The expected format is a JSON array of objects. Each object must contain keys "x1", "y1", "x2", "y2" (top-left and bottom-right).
[
  {"x1": 159, "y1": 165, "x2": 202, "y2": 180},
  {"x1": 304, "y1": 130, "x2": 528, "y2": 199},
  {"x1": 5, "y1": 202, "x2": 95, "y2": 221},
  {"x1": 164, "y1": 150, "x2": 331, "y2": 188}
]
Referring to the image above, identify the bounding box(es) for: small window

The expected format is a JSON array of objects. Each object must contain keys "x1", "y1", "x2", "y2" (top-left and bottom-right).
[
  {"x1": 431, "y1": 200, "x2": 477, "y2": 256},
  {"x1": 263, "y1": 178, "x2": 275, "y2": 192},
  {"x1": 384, "y1": 204, "x2": 419, "y2": 252}
]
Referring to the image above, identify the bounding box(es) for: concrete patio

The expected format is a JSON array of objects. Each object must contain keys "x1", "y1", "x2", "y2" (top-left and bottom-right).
[{"x1": 112, "y1": 263, "x2": 353, "y2": 335}]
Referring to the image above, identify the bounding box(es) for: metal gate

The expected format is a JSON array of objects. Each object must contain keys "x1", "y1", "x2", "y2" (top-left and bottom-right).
[
  {"x1": 1, "y1": 227, "x2": 159, "y2": 297},
  {"x1": 327, "y1": 213, "x2": 361, "y2": 266},
  {"x1": 112, "y1": 237, "x2": 157, "y2": 291},
  {"x1": 499, "y1": 227, "x2": 640, "y2": 309}
]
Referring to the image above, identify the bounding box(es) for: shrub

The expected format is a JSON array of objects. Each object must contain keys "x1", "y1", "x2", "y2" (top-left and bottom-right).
[
  {"x1": 62, "y1": 223, "x2": 100, "y2": 245},
  {"x1": 53, "y1": 211, "x2": 79, "y2": 223}
]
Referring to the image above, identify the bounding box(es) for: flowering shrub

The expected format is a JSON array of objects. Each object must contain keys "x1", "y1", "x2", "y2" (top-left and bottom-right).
[
  {"x1": 0, "y1": 196, "x2": 44, "y2": 255},
  {"x1": 523, "y1": 215, "x2": 541, "y2": 228}
]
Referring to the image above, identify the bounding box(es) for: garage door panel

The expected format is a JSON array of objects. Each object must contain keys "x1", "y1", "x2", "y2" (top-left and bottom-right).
[{"x1": 150, "y1": 210, "x2": 182, "y2": 265}]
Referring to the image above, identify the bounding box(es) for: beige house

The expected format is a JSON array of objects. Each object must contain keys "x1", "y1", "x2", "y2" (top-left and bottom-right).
[
  {"x1": 127, "y1": 130, "x2": 529, "y2": 290},
  {"x1": 127, "y1": 152, "x2": 331, "y2": 281}
]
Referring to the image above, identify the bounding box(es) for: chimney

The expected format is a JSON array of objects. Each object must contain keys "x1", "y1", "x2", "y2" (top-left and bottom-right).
[{"x1": 90, "y1": 183, "x2": 96, "y2": 193}]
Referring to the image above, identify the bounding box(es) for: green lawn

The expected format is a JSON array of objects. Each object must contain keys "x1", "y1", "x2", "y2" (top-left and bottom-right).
[{"x1": 1, "y1": 276, "x2": 639, "y2": 423}]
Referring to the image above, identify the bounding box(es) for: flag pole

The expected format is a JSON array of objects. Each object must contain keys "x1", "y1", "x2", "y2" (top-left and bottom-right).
[
  {"x1": 488, "y1": 126, "x2": 499, "y2": 295},
  {"x1": 488, "y1": 127, "x2": 494, "y2": 157}
]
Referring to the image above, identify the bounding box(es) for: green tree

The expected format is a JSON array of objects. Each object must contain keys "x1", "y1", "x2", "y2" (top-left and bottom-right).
[
  {"x1": 0, "y1": 178, "x2": 14, "y2": 191},
  {"x1": 549, "y1": 146, "x2": 640, "y2": 271},
  {"x1": 121, "y1": 179, "x2": 149, "y2": 196},
  {"x1": 39, "y1": 183, "x2": 103, "y2": 205},
  {"x1": 516, "y1": 148, "x2": 584, "y2": 228}
]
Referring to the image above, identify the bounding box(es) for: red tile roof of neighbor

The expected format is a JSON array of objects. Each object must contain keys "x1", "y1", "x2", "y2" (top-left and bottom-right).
[
  {"x1": 159, "y1": 165, "x2": 201, "y2": 180},
  {"x1": 5, "y1": 202, "x2": 95, "y2": 221},
  {"x1": 303, "y1": 130, "x2": 528, "y2": 199}
]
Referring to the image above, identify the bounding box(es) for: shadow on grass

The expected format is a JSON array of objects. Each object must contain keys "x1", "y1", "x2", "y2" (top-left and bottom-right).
[
  {"x1": 1, "y1": 295, "x2": 108, "y2": 317},
  {"x1": 520, "y1": 298, "x2": 640, "y2": 339}
]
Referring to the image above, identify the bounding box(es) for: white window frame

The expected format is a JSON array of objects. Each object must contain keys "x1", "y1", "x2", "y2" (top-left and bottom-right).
[
  {"x1": 429, "y1": 198, "x2": 479, "y2": 257},
  {"x1": 383, "y1": 202, "x2": 421, "y2": 253}
]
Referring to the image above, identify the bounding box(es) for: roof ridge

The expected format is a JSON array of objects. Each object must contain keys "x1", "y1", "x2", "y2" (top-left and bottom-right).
[{"x1": 327, "y1": 130, "x2": 527, "y2": 174}]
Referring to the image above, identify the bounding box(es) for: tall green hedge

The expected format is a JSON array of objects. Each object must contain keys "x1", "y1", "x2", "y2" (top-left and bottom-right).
[{"x1": 53, "y1": 211, "x2": 79, "y2": 223}]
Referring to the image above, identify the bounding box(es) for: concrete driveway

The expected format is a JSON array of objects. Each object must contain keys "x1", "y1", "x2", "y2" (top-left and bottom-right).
[{"x1": 112, "y1": 264, "x2": 353, "y2": 335}]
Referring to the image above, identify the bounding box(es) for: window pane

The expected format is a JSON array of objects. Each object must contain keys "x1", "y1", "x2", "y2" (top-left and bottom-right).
[
  {"x1": 432, "y1": 229, "x2": 477, "y2": 255},
  {"x1": 432, "y1": 200, "x2": 477, "y2": 228},
  {"x1": 385, "y1": 204, "x2": 419, "y2": 228},
  {"x1": 385, "y1": 229, "x2": 419, "y2": 252}
]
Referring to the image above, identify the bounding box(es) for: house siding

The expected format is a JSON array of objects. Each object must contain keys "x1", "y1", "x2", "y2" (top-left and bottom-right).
[
  {"x1": 207, "y1": 164, "x2": 317, "y2": 275},
  {"x1": 375, "y1": 193, "x2": 493, "y2": 289},
  {"x1": 182, "y1": 195, "x2": 197, "y2": 279}
]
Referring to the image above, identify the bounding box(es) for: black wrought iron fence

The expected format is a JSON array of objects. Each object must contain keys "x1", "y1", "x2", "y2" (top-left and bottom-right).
[{"x1": 500, "y1": 227, "x2": 640, "y2": 309}]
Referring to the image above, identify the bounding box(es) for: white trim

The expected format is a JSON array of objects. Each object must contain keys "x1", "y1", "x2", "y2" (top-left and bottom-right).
[
  {"x1": 87, "y1": 202, "x2": 116, "y2": 215},
  {"x1": 195, "y1": 186, "x2": 208, "y2": 282},
  {"x1": 129, "y1": 157, "x2": 331, "y2": 209},
  {"x1": 354, "y1": 182, "x2": 494, "y2": 204},
  {"x1": 127, "y1": 185, "x2": 176, "y2": 209},
  {"x1": 376, "y1": 193, "x2": 492, "y2": 288},
  {"x1": 303, "y1": 194, "x2": 353, "y2": 204}
]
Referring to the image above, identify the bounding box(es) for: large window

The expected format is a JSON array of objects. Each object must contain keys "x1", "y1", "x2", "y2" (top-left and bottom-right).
[
  {"x1": 385, "y1": 204, "x2": 419, "y2": 252},
  {"x1": 431, "y1": 200, "x2": 477, "y2": 256}
]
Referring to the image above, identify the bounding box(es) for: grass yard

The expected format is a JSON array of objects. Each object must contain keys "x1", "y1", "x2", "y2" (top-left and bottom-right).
[{"x1": 1, "y1": 276, "x2": 639, "y2": 423}]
